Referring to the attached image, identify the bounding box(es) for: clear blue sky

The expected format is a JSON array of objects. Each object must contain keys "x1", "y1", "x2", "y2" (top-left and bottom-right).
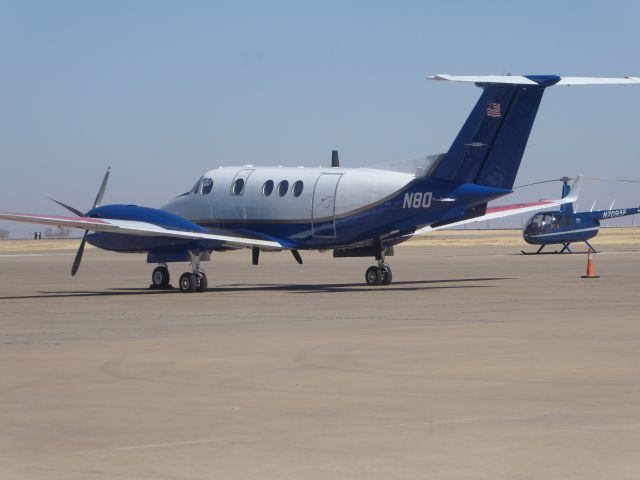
[{"x1": 2, "y1": 0, "x2": 640, "y2": 236}]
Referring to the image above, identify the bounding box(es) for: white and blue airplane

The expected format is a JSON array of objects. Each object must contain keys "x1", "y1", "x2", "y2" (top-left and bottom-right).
[{"x1": 2, "y1": 74, "x2": 638, "y2": 292}]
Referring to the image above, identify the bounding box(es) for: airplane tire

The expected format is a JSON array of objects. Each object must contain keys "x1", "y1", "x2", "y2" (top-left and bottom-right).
[
  {"x1": 152, "y1": 266, "x2": 170, "y2": 288},
  {"x1": 365, "y1": 266, "x2": 382, "y2": 286},
  {"x1": 196, "y1": 274, "x2": 208, "y2": 292},
  {"x1": 380, "y1": 264, "x2": 393, "y2": 285},
  {"x1": 179, "y1": 272, "x2": 197, "y2": 293}
]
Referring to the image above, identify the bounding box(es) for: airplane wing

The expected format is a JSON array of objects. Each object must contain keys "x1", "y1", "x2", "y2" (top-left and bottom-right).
[
  {"x1": 0, "y1": 213, "x2": 285, "y2": 250},
  {"x1": 415, "y1": 176, "x2": 582, "y2": 234}
]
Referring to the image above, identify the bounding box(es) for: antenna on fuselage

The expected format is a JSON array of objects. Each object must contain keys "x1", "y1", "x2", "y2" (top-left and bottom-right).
[{"x1": 331, "y1": 150, "x2": 340, "y2": 168}]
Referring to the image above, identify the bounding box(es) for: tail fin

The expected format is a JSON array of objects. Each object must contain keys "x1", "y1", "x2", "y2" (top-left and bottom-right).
[
  {"x1": 427, "y1": 74, "x2": 639, "y2": 190},
  {"x1": 430, "y1": 82, "x2": 545, "y2": 189},
  {"x1": 560, "y1": 178, "x2": 574, "y2": 215}
]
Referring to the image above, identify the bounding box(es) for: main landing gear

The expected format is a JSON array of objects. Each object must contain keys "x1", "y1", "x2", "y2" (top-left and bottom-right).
[
  {"x1": 364, "y1": 240, "x2": 393, "y2": 286},
  {"x1": 178, "y1": 251, "x2": 208, "y2": 293},
  {"x1": 365, "y1": 262, "x2": 393, "y2": 286},
  {"x1": 179, "y1": 270, "x2": 207, "y2": 293},
  {"x1": 149, "y1": 252, "x2": 209, "y2": 293},
  {"x1": 150, "y1": 265, "x2": 172, "y2": 289}
]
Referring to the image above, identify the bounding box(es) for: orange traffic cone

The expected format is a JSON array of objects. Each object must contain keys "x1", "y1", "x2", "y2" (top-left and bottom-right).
[{"x1": 581, "y1": 249, "x2": 600, "y2": 279}]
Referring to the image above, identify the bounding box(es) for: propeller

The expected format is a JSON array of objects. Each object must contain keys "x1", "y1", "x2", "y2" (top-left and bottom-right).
[{"x1": 50, "y1": 167, "x2": 111, "y2": 276}]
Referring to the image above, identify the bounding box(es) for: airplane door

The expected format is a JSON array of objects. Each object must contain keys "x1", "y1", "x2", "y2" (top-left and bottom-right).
[{"x1": 312, "y1": 173, "x2": 343, "y2": 238}]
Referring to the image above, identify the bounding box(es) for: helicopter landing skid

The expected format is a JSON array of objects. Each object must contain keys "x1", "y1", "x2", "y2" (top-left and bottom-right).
[
  {"x1": 558, "y1": 243, "x2": 573, "y2": 254},
  {"x1": 583, "y1": 240, "x2": 599, "y2": 253},
  {"x1": 521, "y1": 241, "x2": 599, "y2": 255},
  {"x1": 521, "y1": 249, "x2": 562, "y2": 255},
  {"x1": 521, "y1": 245, "x2": 553, "y2": 255}
]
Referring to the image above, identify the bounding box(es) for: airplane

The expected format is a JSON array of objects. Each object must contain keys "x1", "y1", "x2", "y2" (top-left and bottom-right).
[
  {"x1": 1, "y1": 74, "x2": 638, "y2": 292},
  {"x1": 520, "y1": 176, "x2": 640, "y2": 254}
]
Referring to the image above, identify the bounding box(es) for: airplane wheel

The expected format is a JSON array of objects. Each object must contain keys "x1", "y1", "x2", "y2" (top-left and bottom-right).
[
  {"x1": 151, "y1": 266, "x2": 170, "y2": 289},
  {"x1": 179, "y1": 272, "x2": 197, "y2": 293},
  {"x1": 365, "y1": 266, "x2": 382, "y2": 286},
  {"x1": 195, "y1": 273, "x2": 208, "y2": 292},
  {"x1": 380, "y1": 264, "x2": 393, "y2": 285}
]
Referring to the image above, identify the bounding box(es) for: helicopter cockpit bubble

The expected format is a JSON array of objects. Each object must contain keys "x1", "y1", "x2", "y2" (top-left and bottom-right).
[
  {"x1": 524, "y1": 213, "x2": 544, "y2": 234},
  {"x1": 524, "y1": 212, "x2": 560, "y2": 235}
]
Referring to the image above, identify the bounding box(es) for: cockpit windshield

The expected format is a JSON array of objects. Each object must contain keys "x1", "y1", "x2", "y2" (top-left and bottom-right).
[
  {"x1": 524, "y1": 213, "x2": 560, "y2": 234},
  {"x1": 190, "y1": 176, "x2": 203, "y2": 194}
]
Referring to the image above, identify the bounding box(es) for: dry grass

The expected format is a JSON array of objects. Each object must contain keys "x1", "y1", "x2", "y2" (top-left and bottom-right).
[
  {"x1": 0, "y1": 238, "x2": 89, "y2": 252},
  {"x1": 405, "y1": 227, "x2": 640, "y2": 247}
]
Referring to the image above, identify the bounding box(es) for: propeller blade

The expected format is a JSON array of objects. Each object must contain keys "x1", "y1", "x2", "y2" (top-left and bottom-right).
[
  {"x1": 71, "y1": 231, "x2": 88, "y2": 276},
  {"x1": 252, "y1": 247, "x2": 260, "y2": 265},
  {"x1": 48, "y1": 198, "x2": 85, "y2": 217},
  {"x1": 93, "y1": 167, "x2": 111, "y2": 208},
  {"x1": 291, "y1": 249, "x2": 303, "y2": 264}
]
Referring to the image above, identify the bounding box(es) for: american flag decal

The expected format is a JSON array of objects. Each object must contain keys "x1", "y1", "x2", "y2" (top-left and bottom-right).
[{"x1": 486, "y1": 101, "x2": 502, "y2": 118}]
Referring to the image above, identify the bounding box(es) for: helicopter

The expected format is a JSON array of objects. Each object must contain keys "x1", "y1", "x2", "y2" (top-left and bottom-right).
[{"x1": 521, "y1": 176, "x2": 640, "y2": 254}]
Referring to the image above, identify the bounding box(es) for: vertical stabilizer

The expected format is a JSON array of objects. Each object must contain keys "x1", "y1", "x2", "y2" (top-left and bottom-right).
[
  {"x1": 427, "y1": 73, "x2": 639, "y2": 189},
  {"x1": 430, "y1": 82, "x2": 547, "y2": 189},
  {"x1": 560, "y1": 178, "x2": 574, "y2": 215}
]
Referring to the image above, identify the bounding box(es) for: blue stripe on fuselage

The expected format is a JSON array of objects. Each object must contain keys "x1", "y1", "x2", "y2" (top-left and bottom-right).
[
  {"x1": 85, "y1": 178, "x2": 510, "y2": 252},
  {"x1": 202, "y1": 178, "x2": 509, "y2": 249}
]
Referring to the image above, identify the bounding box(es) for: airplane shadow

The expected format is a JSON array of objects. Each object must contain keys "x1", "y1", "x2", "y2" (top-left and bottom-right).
[{"x1": 0, "y1": 277, "x2": 512, "y2": 300}]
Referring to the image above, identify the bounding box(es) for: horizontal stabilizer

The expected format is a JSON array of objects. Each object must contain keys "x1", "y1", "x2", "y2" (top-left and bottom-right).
[
  {"x1": 428, "y1": 74, "x2": 640, "y2": 86},
  {"x1": 415, "y1": 176, "x2": 583, "y2": 233}
]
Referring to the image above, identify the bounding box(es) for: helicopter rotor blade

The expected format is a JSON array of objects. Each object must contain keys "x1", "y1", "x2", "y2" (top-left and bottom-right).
[
  {"x1": 585, "y1": 177, "x2": 640, "y2": 184},
  {"x1": 513, "y1": 178, "x2": 567, "y2": 189},
  {"x1": 515, "y1": 176, "x2": 640, "y2": 189}
]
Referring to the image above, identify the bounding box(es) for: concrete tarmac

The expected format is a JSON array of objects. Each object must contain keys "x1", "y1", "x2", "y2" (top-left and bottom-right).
[{"x1": 1, "y1": 244, "x2": 640, "y2": 479}]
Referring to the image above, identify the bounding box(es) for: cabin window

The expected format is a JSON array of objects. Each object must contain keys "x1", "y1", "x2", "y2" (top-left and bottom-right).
[
  {"x1": 277, "y1": 180, "x2": 289, "y2": 197},
  {"x1": 292, "y1": 180, "x2": 304, "y2": 197},
  {"x1": 202, "y1": 178, "x2": 213, "y2": 195},
  {"x1": 262, "y1": 180, "x2": 274, "y2": 197},
  {"x1": 231, "y1": 178, "x2": 245, "y2": 196}
]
